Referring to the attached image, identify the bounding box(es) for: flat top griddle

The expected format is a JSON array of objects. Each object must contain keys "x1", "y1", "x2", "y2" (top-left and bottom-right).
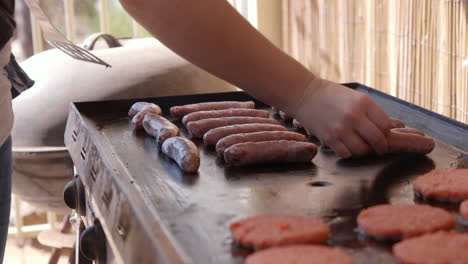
[{"x1": 65, "y1": 83, "x2": 468, "y2": 264}]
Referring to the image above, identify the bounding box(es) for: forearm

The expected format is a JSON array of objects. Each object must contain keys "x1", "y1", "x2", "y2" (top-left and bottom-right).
[{"x1": 120, "y1": 0, "x2": 314, "y2": 114}]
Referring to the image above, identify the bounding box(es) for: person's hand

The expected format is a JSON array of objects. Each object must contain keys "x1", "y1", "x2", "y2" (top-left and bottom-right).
[{"x1": 293, "y1": 78, "x2": 392, "y2": 158}]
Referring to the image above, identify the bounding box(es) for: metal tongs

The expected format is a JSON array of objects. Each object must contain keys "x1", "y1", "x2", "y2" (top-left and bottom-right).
[{"x1": 24, "y1": 0, "x2": 111, "y2": 68}]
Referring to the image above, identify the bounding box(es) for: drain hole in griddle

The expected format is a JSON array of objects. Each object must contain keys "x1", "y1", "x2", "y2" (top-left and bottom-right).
[{"x1": 307, "y1": 181, "x2": 332, "y2": 187}]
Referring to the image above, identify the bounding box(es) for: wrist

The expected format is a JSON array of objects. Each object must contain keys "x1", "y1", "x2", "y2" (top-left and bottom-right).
[
  {"x1": 273, "y1": 73, "x2": 313, "y2": 116},
  {"x1": 286, "y1": 76, "x2": 330, "y2": 118}
]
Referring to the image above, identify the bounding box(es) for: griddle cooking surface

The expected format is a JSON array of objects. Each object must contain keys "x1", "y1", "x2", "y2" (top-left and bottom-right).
[{"x1": 69, "y1": 85, "x2": 468, "y2": 264}]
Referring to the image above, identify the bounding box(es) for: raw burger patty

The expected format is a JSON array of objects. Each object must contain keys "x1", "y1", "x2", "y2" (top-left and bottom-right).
[
  {"x1": 393, "y1": 231, "x2": 468, "y2": 264},
  {"x1": 245, "y1": 245, "x2": 353, "y2": 264},
  {"x1": 413, "y1": 168, "x2": 468, "y2": 202},
  {"x1": 461, "y1": 200, "x2": 468, "y2": 221},
  {"x1": 357, "y1": 204, "x2": 454, "y2": 239},
  {"x1": 230, "y1": 214, "x2": 330, "y2": 250}
]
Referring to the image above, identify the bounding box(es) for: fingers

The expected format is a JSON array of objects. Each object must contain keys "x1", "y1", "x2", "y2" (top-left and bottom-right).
[
  {"x1": 390, "y1": 118, "x2": 405, "y2": 128},
  {"x1": 339, "y1": 131, "x2": 372, "y2": 157},
  {"x1": 321, "y1": 135, "x2": 352, "y2": 158},
  {"x1": 296, "y1": 84, "x2": 393, "y2": 159},
  {"x1": 353, "y1": 119, "x2": 389, "y2": 155},
  {"x1": 320, "y1": 114, "x2": 388, "y2": 158},
  {"x1": 366, "y1": 101, "x2": 392, "y2": 132}
]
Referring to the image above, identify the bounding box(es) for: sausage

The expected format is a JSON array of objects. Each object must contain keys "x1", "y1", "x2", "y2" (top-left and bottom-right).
[
  {"x1": 292, "y1": 119, "x2": 317, "y2": 139},
  {"x1": 216, "y1": 131, "x2": 307, "y2": 156},
  {"x1": 203, "y1": 124, "x2": 288, "y2": 146},
  {"x1": 391, "y1": 118, "x2": 405, "y2": 128},
  {"x1": 224, "y1": 140, "x2": 318, "y2": 166},
  {"x1": 142, "y1": 114, "x2": 180, "y2": 145},
  {"x1": 170, "y1": 101, "x2": 255, "y2": 118},
  {"x1": 279, "y1": 111, "x2": 293, "y2": 121},
  {"x1": 181, "y1": 108, "x2": 270, "y2": 126},
  {"x1": 293, "y1": 119, "x2": 304, "y2": 129},
  {"x1": 132, "y1": 108, "x2": 163, "y2": 129},
  {"x1": 391, "y1": 127, "x2": 425, "y2": 136},
  {"x1": 271, "y1": 106, "x2": 293, "y2": 121},
  {"x1": 187, "y1": 117, "x2": 280, "y2": 138},
  {"x1": 129, "y1": 102, "x2": 163, "y2": 129},
  {"x1": 161, "y1": 137, "x2": 200, "y2": 173},
  {"x1": 128, "y1": 102, "x2": 162, "y2": 117},
  {"x1": 387, "y1": 130, "x2": 435, "y2": 154}
]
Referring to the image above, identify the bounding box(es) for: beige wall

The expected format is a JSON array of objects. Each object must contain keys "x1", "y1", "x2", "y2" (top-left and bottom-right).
[
  {"x1": 282, "y1": 0, "x2": 468, "y2": 124},
  {"x1": 257, "y1": 0, "x2": 283, "y2": 49}
]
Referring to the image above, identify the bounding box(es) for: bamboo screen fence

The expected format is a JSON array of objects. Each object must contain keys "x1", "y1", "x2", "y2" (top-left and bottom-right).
[{"x1": 282, "y1": 0, "x2": 468, "y2": 124}]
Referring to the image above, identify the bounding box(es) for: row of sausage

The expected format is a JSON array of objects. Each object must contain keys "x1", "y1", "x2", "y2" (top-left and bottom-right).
[{"x1": 128, "y1": 100, "x2": 436, "y2": 173}]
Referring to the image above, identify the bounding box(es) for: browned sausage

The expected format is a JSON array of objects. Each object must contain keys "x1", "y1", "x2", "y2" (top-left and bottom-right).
[
  {"x1": 161, "y1": 137, "x2": 200, "y2": 173},
  {"x1": 391, "y1": 118, "x2": 406, "y2": 128},
  {"x1": 391, "y1": 127, "x2": 425, "y2": 136},
  {"x1": 293, "y1": 119, "x2": 304, "y2": 129},
  {"x1": 181, "y1": 108, "x2": 270, "y2": 126},
  {"x1": 187, "y1": 117, "x2": 280, "y2": 138},
  {"x1": 132, "y1": 108, "x2": 163, "y2": 129},
  {"x1": 279, "y1": 110, "x2": 293, "y2": 121},
  {"x1": 128, "y1": 102, "x2": 162, "y2": 117},
  {"x1": 142, "y1": 114, "x2": 180, "y2": 145},
  {"x1": 224, "y1": 140, "x2": 318, "y2": 166},
  {"x1": 216, "y1": 131, "x2": 307, "y2": 156},
  {"x1": 387, "y1": 130, "x2": 435, "y2": 154},
  {"x1": 204, "y1": 123, "x2": 288, "y2": 146},
  {"x1": 170, "y1": 101, "x2": 255, "y2": 118}
]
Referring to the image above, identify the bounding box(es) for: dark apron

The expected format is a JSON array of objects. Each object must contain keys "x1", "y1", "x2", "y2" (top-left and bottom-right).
[{"x1": 4, "y1": 53, "x2": 34, "y2": 99}]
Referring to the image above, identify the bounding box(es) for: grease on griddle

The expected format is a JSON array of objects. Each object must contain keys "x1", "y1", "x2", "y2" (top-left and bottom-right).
[
  {"x1": 308, "y1": 181, "x2": 333, "y2": 187},
  {"x1": 320, "y1": 145, "x2": 334, "y2": 155},
  {"x1": 363, "y1": 155, "x2": 435, "y2": 207},
  {"x1": 414, "y1": 191, "x2": 464, "y2": 209},
  {"x1": 230, "y1": 240, "x2": 254, "y2": 258},
  {"x1": 450, "y1": 152, "x2": 468, "y2": 169},
  {"x1": 357, "y1": 227, "x2": 402, "y2": 244},
  {"x1": 223, "y1": 162, "x2": 317, "y2": 181}
]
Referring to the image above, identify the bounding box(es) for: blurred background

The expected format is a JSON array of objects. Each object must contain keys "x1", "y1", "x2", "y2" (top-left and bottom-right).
[
  {"x1": 13, "y1": 0, "x2": 150, "y2": 61},
  {"x1": 13, "y1": 0, "x2": 468, "y2": 123}
]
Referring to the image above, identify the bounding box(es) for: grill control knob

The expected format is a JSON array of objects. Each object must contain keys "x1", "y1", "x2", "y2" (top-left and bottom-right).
[
  {"x1": 63, "y1": 180, "x2": 77, "y2": 209},
  {"x1": 80, "y1": 221, "x2": 106, "y2": 263},
  {"x1": 63, "y1": 176, "x2": 86, "y2": 215}
]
